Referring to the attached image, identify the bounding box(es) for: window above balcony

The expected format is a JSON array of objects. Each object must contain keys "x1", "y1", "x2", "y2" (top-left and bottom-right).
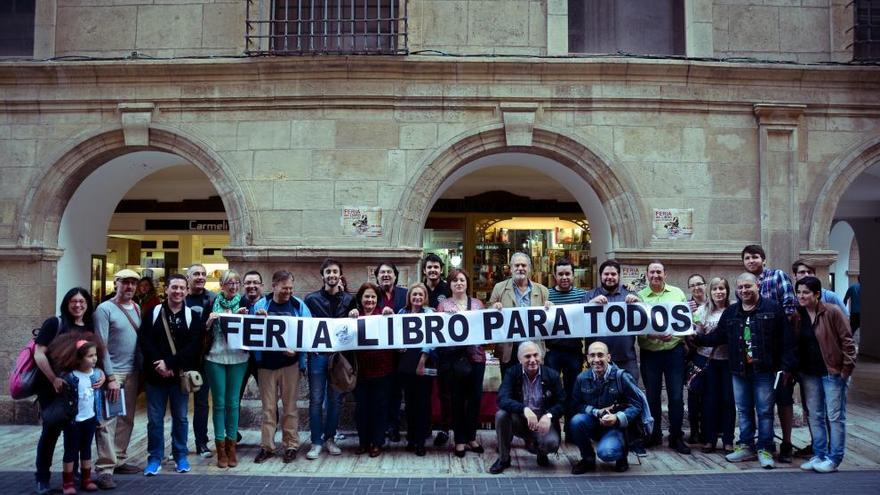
[{"x1": 246, "y1": 0, "x2": 408, "y2": 55}]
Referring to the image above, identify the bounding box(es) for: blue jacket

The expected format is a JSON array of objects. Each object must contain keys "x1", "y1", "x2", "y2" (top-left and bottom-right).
[
  {"x1": 62, "y1": 369, "x2": 104, "y2": 422},
  {"x1": 696, "y1": 297, "x2": 796, "y2": 376},
  {"x1": 251, "y1": 295, "x2": 310, "y2": 369},
  {"x1": 570, "y1": 364, "x2": 641, "y2": 428}
]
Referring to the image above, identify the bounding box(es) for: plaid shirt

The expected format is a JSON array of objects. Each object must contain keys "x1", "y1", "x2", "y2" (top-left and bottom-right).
[
  {"x1": 759, "y1": 268, "x2": 797, "y2": 316},
  {"x1": 522, "y1": 367, "x2": 544, "y2": 412}
]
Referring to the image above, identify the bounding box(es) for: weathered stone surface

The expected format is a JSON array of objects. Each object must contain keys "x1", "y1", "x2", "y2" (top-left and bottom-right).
[
  {"x1": 55, "y1": 6, "x2": 137, "y2": 54},
  {"x1": 274, "y1": 181, "x2": 334, "y2": 210},
  {"x1": 136, "y1": 4, "x2": 203, "y2": 49}
]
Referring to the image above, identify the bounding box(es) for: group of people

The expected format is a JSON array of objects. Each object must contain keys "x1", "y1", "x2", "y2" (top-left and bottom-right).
[{"x1": 30, "y1": 244, "x2": 857, "y2": 493}]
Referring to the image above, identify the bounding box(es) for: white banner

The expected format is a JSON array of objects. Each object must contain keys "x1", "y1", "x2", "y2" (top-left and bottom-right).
[{"x1": 219, "y1": 302, "x2": 694, "y2": 352}]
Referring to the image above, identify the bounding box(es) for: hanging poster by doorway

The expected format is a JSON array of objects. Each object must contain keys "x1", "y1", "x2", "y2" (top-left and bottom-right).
[
  {"x1": 652, "y1": 208, "x2": 693, "y2": 240},
  {"x1": 620, "y1": 265, "x2": 646, "y2": 293},
  {"x1": 342, "y1": 207, "x2": 383, "y2": 237}
]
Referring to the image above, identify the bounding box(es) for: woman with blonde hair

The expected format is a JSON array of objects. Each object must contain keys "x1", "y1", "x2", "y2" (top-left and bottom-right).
[{"x1": 204, "y1": 270, "x2": 250, "y2": 468}]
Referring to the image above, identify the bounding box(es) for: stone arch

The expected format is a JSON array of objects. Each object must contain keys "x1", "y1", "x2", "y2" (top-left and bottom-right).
[
  {"x1": 806, "y1": 135, "x2": 880, "y2": 251},
  {"x1": 391, "y1": 124, "x2": 646, "y2": 251},
  {"x1": 17, "y1": 124, "x2": 253, "y2": 249}
]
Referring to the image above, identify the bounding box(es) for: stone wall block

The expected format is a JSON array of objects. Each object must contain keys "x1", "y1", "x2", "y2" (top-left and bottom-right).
[
  {"x1": 301, "y1": 209, "x2": 345, "y2": 238},
  {"x1": 312, "y1": 150, "x2": 389, "y2": 180},
  {"x1": 291, "y1": 121, "x2": 336, "y2": 149},
  {"x1": 55, "y1": 6, "x2": 137, "y2": 54},
  {"x1": 258, "y1": 210, "x2": 303, "y2": 239},
  {"x1": 614, "y1": 127, "x2": 682, "y2": 162},
  {"x1": 0, "y1": 139, "x2": 36, "y2": 167},
  {"x1": 780, "y1": 7, "x2": 829, "y2": 53},
  {"x1": 400, "y1": 123, "x2": 439, "y2": 150},
  {"x1": 202, "y1": 2, "x2": 245, "y2": 49},
  {"x1": 136, "y1": 4, "x2": 203, "y2": 50},
  {"x1": 237, "y1": 121, "x2": 291, "y2": 150},
  {"x1": 467, "y1": 1, "x2": 530, "y2": 47},
  {"x1": 335, "y1": 122, "x2": 400, "y2": 149},
  {"x1": 335, "y1": 181, "x2": 379, "y2": 207},
  {"x1": 254, "y1": 149, "x2": 311, "y2": 180},
  {"x1": 244, "y1": 179, "x2": 276, "y2": 210},
  {"x1": 527, "y1": 0, "x2": 547, "y2": 51},
  {"x1": 419, "y1": 1, "x2": 469, "y2": 46},
  {"x1": 273, "y1": 181, "x2": 334, "y2": 210},
  {"x1": 727, "y1": 6, "x2": 780, "y2": 52}
]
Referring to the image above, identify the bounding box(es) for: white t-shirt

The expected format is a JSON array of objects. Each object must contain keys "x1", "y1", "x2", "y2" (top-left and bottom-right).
[{"x1": 72, "y1": 370, "x2": 96, "y2": 422}]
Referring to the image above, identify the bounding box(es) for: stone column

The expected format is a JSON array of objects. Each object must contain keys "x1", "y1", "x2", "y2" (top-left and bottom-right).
[{"x1": 754, "y1": 104, "x2": 806, "y2": 270}]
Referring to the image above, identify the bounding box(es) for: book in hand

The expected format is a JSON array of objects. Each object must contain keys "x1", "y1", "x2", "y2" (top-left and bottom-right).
[{"x1": 103, "y1": 389, "x2": 127, "y2": 418}]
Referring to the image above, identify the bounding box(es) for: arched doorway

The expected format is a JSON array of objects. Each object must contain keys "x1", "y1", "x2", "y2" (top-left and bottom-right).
[
  {"x1": 15, "y1": 126, "x2": 251, "y2": 307},
  {"x1": 807, "y1": 136, "x2": 880, "y2": 358}
]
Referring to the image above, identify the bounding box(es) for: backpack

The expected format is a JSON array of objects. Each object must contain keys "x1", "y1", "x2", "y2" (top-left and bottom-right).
[
  {"x1": 614, "y1": 367, "x2": 654, "y2": 438},
  {"x1": 328, "y1": 352, "x2": 357, "y2": 393},
  {"x1": 9, "y1": 317, "x2": 62, "y2": 399}
]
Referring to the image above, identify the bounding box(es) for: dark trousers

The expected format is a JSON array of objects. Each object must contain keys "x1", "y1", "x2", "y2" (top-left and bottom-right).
[
  {"x1": 641, "y1": 344, "x2": 685, "y2": 440},
  {"x1": 702, "y1": 359, "x2": 736, "y2": 446},
  {"x1": 192, "y1": 369, "x2": 211, "y2": 447},
  {"x1": 34, "y1": 391, "x2": 63, "y2": 483},
  {"x1": 354, "y1": 375, "x2": 392, "y2": 448},
  {"x1": 434, "y1": 372, "x2": 453, "y2": 433},
  {"x1": 494, "y1": 409, "x2": 560, "y2": 462},
  {"x1": 544, "y1": 349, "x2": 583, "y2": 434},
  {"x1": 401, "y1": 373, "x2": 433, "y2": 446},
  {"x1": 687, "y1": 354, "x2": 708, "y2": 442},
  {"x1": 62, "y1": 417, "x2": 98, "y2": 463},
  {"x1": 386, "y1": 370, "x2": 403, "y2": 435},
  {"x1": 450, "y1": 363, "x2": 486, "y2": 444}
]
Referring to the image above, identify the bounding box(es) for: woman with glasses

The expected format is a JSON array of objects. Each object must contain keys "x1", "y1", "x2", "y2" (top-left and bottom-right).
[{"x1": 204, "y1": 270, "x2": 250, "y2": 469}]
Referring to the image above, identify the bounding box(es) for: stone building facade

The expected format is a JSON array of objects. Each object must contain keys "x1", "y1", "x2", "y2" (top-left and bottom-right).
[{"x1": 1, "y1": 1, "x2": 879, "y2": 420}]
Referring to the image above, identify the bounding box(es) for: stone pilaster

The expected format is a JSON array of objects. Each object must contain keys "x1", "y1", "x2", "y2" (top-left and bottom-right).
[{"x1": 754, "y1": 103, "x2": 806, "y2": 270}]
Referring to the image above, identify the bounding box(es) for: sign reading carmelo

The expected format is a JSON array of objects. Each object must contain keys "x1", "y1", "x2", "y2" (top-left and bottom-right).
[{"x1": 219, "y1": 302, "x2": 694, "y2": 352}]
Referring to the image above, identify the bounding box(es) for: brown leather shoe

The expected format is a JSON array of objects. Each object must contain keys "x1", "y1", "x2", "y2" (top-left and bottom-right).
[
  {"x1": 226, "y1": 438, "x2": 238, "y2": 467},
  {"x1": 254, "y1": 448, "x2": 274, "y2": 464},
  {"x1": 215, "y1": 440, "x2": 228, "y2": 468},
  {"x1": 283, "y1": 448, "x2": 298, "y2": 463}
]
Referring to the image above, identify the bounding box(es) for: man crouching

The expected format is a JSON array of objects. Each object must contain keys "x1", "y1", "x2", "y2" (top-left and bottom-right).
[
  {"x1": 489, "y1": 341, "x2": 565, "y2": 475},
  {"x1": 569, "y1": 342, "x2": 642, "y2": 473}
]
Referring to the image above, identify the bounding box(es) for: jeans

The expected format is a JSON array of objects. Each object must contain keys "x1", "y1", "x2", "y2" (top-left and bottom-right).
[
  {"x1": 354, "y1": 375, "x2": 392, "y2": 448},
  {"x1": 450, "y1": 362, "x2": 485, "y2": 444},
  {"x1": 308, "y1": 353, "x2": 340, "y2": 445},
  {"x1": 192, "y1": 372, "x2": 211, "y2": 447},
  {"x1": 34, "y1": 391, "x2": 64, "y2": 483},
  {"x1": 640, "y1": 344, "x2": 685, "y2": 439},
  {"x1": 570, "y1": 413, "x2": 627, "y2": 462},
  {"x1": 801, "y1": 373, "x2": 849, "y2": 465},
  {"x1": 702, "y1": 359, "x2": 735, "y2": 446},
  {"x1": 63, "y1": 417, "x2": 98, "y2": 464},
  {"x1": 145, "y1": 381, "x2": 189, "y2": 462},
  {"x1": 731, "y1": 372, "x2": 776, "y2": 450},
  {"x1": 544, "y1": 349, "x2": 583, "y2": 433},
  {"x1": 204, "y1": 361, "x2": 248, "y2": 441}
]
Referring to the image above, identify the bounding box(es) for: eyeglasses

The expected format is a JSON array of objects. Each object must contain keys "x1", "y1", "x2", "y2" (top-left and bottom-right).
[{"x1": 224, "y1": 281, "x2": 241, "y2": 287}]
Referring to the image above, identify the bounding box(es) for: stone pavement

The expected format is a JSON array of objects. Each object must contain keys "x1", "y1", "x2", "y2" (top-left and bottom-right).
[{"x1": 2, "y1": 470, "x2": 878, "y2": 495}]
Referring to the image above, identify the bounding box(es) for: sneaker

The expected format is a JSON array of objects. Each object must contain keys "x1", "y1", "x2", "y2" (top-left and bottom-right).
[
  {"x1": 325, "y1": 439, "x2": 342, "y2": 456},
  {"x1": 433, "y1": 431, "x2": 450, "y2": 447},
  {"x1": 254, "y1": 448, "x2": 274, "y2": 464},
  {"x1": 94, "y1": 473, "x2": 116, "y2": 490},
  {"x1": 778, "y1": 442, "x2": 793, "y2": 463},
  {"x1": 114, "y1": 463, "x2": 141, "y2": 475},
  {"x1": 196, "y1": 443, "x2": 213, "y2": 458},
  {"x1": 488, "y1": 457, "x2": 511, "y2": 475},
  {"x1": 34, "y1": 480, "x2": 51, "y2": 495},
  {"x1": 801, "y1": 456, "x2": 823, "y2": 471},
  {"x1": 571, "y1": 458, "x2": 596, "y2": 474},
  {"x1": 283, "y1": 448, "x2": 298, "y2": 463},
  {"x1": 614, "y1": 457, "x2": 629, "y2": 472},
  {"x1": 306, "y1": 445, "x2": 322, "y2": 460},
  {"x1": 725, "y1": 445, "x2": 757, "y2": 463},
  {"x1": 143, "y1": 459, "x2": 161, "y2": 476},
  {"x1": 758, "y1": 449, "x2": 775, "y2": 469},
  {"x1": 813, "y1": 458, "x2": 839, "y2": 473},
  {"x1": 175, "y1": 458, "x2": 191, "y2": 473}
]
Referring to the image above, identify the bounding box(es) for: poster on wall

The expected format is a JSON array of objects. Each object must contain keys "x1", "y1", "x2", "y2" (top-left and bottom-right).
[
  {"x1": 342, "y1": 207, "x2": 383, "y2": 237},
  {"x1": 652, "y1": 208, "x2": 694, "y2": 240},
  {"x1": 620, "y1": 265, "x2": 646, "y2": 293}
]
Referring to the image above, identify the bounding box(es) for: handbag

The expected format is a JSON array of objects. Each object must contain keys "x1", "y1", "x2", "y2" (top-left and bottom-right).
[
  {"x1": 160, "y1": 307, "x2": 203, "y2": 394},
  {"x1": 10, "y1": 317, "x2": 63, "y2": 400},
  {"x1": 40, "y1": 378, "x2": 77, "y2": 427},
  {"x1": 685, "y1": 360, "x2": 707, "y2": 393},
  {"x1": 328, "y1": 352, "x2": 357, "y2": 393}
]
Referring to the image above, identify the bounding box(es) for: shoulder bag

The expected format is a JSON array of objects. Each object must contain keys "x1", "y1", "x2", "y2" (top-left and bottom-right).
[{"x1": 159, "y1": 307, "x2": 203, "y2": 394}]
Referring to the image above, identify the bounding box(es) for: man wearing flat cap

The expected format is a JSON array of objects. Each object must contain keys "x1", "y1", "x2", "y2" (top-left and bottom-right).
[{"x1": 93, "y1": 269, "x2": 143, "y2": 489}]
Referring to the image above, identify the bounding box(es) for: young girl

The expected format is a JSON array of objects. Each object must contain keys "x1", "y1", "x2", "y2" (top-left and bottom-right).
[{"x1": 49, "y1": 333, "x2": 106, "y2": 495}]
